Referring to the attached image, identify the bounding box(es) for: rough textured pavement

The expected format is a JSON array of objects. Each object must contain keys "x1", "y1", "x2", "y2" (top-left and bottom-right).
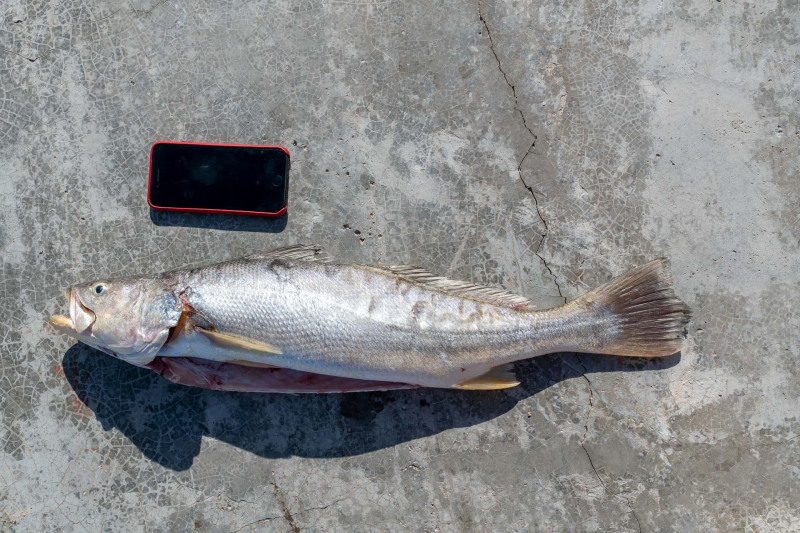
[{"x1": 1, "y1": 0, "x2": 798, "y2": 531}]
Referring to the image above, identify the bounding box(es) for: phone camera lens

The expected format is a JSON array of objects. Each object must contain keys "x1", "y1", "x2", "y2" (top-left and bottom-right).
[{"x1": 272, "y1": 174, "x2": 283, "y2": 187}]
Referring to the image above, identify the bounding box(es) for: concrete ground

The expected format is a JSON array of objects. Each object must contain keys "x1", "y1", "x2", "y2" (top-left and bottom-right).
[{"x1": 1, "y1": 0, "x2": 798, "y2": 530}]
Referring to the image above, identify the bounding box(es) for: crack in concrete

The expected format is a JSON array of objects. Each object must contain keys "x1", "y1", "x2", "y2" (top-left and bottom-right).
[
  {"x1": 0, "y1": 47, "x2": 39, "y2": 63},
  {"x1": 632, "y1": 510, "x2": 643, "y2": 533},
  {"x1": 133, "y1": 0, "x2": 169, "y2": 17},
  {"x1": 234, "y1": 496, "x2": 346, "y2": 533},
  {"x1": 270, "y1": 477, "x2": 300, "y2": 533},
  {"x1": 538, "y1": 249, "x2": 566, "y2": 303},
  {"x1": 233, "y1": 514, "x2": 281, "y2": 532},
  {"x1": 576, "y1": 355, "x2": 605, "y2": 489},
  {"x1": 301, "y1": 502, "x2": 339, "y2": 513},
  {"x1": 576, "y1": 354, "x2": 642, "y2": 533},
  {"x1": 478, "y1": 3, "x2": 565, "y2": 303}
]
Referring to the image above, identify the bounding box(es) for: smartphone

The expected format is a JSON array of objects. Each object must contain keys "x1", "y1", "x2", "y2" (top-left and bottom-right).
[{"x1": 148, "y1": 141, "x2": 290, "y2": 217}]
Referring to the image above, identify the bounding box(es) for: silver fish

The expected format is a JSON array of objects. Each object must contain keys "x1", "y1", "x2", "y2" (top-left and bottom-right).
[{"x1": 48, "y1": 245, "x2": 691, "y2": 392}]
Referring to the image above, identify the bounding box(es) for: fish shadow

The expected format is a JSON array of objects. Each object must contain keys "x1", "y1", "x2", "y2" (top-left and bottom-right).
[
  {"x1": 149, "y1": 208, "x2": 287, "y2": 233},
  {"x1": 62, "y1": 344, "x2": 680, "y2": 471}
]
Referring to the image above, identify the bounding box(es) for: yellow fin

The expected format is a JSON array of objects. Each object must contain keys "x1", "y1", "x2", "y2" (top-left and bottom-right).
[
  {"x1": 451, "y1": 364, "x2": 519, "y2": 390},
  {"x1": 227, "y1": 359, "x2": 280, "y2": 369},
  {"x1": 194, "y1": 327, "x2": 283, "y2": 355}
]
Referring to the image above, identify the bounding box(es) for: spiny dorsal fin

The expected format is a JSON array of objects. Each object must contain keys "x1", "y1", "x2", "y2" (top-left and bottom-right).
[
  {"x1": 363, "y1": 265, "x2": 535, "y2": 310},
  {"x1": 451, "y1": 364, "x2": 520, "y2": 390},
  {"x1": 246, "y1": 244, "x2": 330, "y2": 263},
  {"x1": 194, "y1": 327, "x2": 283, "y2": 355}
]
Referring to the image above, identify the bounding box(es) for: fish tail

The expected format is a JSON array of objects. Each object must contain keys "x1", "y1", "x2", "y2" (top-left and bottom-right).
[{"x1": 572, "y1": 258, "x2": 691, "y2": 357}]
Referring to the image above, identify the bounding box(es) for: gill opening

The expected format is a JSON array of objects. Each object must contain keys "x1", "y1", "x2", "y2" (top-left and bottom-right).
[{"x1": 166, "y1": 306, "x2": 192, "y2": 344}]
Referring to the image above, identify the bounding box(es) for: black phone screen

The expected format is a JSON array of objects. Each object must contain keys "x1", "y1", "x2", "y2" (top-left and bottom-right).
[{"x1": 148, "y1": 143, "x2": 289, "y2": 214}]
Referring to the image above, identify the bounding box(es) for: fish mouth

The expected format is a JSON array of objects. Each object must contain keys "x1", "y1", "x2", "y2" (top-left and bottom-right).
[{"x1": 48, "y1": 288, "x2": 96, "y2": 338}]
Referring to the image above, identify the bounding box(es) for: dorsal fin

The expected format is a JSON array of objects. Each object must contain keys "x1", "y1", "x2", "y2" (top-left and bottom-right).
[
  {"x1": 361, "y1": 265, "x2": 535, "y2": 310},
  {"x1": 244, "y1": 247, "x2": 533, "y2": 309},
  {"x1": 245, "y1": 244, "x2": 330, "y2": 263},
  {"x1": 451, "y1": 364, "x2": 520, "y2": 390}
]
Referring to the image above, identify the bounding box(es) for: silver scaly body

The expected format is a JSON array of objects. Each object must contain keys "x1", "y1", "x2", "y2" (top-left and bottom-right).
[{"x1": 159, "y1": 253, "x2": 610, "y2": 388}]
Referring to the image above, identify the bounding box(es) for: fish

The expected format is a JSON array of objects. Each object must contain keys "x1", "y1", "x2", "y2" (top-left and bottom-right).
[{"x1": 48, "y1": 245, "x2": 691, "y2": 392}]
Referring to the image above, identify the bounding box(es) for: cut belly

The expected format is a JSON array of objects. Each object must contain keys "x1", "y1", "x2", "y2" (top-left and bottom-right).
[{"x1": 146, "y1": 356, "x2": 419, "y2": 393}]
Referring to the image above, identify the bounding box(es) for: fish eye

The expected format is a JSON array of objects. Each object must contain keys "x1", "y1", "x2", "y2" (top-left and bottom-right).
[{"x1": 92, "y1": 283, "x2": 107, "y2": 296}]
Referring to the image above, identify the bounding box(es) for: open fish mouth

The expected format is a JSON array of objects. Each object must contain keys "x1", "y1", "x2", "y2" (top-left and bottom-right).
[{"x1": 48, "y1": 288, "x2": 96, "y2": 338}]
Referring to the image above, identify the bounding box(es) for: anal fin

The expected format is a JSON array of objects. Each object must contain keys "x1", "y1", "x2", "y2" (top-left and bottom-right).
[
  {"x1": 194, "y1": 327, "x2": 283, "y2": 355},
  {"x1": 451, "y1": 364, "x2": 519, "y2": 390}
]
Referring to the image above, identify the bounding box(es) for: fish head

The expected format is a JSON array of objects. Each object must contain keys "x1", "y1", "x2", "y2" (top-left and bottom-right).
[{"x1": 49, "y1": 277, "x2": 183, "y2": 366}]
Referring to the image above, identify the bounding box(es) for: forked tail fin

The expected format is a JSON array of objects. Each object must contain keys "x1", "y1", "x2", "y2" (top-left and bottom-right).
[{"x1": 574, "y1": 258, "x2": 691, "y2": 357}]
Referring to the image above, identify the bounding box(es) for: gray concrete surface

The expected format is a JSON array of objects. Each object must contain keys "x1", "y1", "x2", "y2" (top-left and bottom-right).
[{"x1": 1, "y1": 0, "x2": 798, "y2": 530}]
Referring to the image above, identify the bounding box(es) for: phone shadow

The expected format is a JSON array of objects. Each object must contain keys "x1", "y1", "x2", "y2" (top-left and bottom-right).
[
  {"x1": 61, "y1": 344, "x2": 680, "y2": 471},
  {"x1": 149, "y1": 208, "x2": 287, "y2": 233}
]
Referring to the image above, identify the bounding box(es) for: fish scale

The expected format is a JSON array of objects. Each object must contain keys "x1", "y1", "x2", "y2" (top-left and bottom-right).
[{"x1": 173, "y1": 256, "x2": 547, "y2": 386}]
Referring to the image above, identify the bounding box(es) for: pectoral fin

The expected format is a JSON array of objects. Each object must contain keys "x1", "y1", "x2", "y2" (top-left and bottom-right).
[
  {"x1": 451, "y1": 364, "x2": 519, "y2": 390},
  {"x1": 227, "y1": 359, "x2": 280, "y2": 369},
  {"x1": 193, "y1": 327, "x2": 283, "y2": 355}
]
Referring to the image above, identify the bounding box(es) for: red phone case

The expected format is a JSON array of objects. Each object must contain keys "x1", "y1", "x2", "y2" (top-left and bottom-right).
[{"x1": 147, "y1": 141, "x2": 290, "y2": 217}]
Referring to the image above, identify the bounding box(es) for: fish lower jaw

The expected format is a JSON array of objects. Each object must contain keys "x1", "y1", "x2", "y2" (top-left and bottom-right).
[
  {"x1": 48, "y1": 314, "x2": 95, "y2": 344},
  {"x1": 49, "y1": 314, "x2": 73, "y2": 329}
]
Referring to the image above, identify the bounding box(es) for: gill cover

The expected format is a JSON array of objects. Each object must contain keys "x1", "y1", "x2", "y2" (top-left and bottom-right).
[{"x1": 70, "y1": 278, "x2": 183, "y2": 366}]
